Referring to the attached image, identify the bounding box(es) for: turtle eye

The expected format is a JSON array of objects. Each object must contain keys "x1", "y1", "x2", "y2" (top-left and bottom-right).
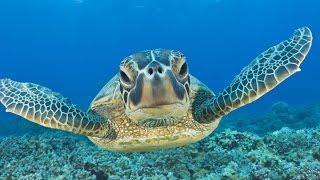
[
  {"x1": 179, "y1": 62, "x2": 188, "y2": 76},
  {"x1": 120, "y1": 70, "x2": 131, "y2": 84}
]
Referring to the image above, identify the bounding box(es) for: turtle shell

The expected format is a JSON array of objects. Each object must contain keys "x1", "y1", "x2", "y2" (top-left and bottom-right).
[{"x1": 88, "y1": 75, "x2": 221, "y2": 152}]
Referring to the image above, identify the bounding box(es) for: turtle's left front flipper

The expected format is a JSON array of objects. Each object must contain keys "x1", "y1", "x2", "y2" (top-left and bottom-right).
[
  {"x1": 0, "y1": 79, "x2": 114, "y2": 138},
  {"x1": 194, "y1": 27, "x2": 313, "y2": 123}
]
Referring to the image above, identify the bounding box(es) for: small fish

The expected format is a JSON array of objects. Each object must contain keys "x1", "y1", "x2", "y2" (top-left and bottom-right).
[
  {"x1": 135, "y1": 5, "x2": 145, "y2": 8},
  {"x1": 73, "y1": 0, "x2": 84, "y2": 4}
]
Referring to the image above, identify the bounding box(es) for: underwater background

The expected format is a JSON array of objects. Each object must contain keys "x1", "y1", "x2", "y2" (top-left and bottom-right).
[{"x1": 0, "y1": 0, "x2": 319, "y2": 179}]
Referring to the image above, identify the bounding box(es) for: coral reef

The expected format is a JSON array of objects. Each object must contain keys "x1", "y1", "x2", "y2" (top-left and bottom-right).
[
  {"x1": 219, "y1": 102, "x2": 320, "y2": 135},
  {"x1": 1, "y1": 128, "x2": 320, "y2": 179},
  {"x1": 0, "y1": 102, "x2": 320, "y2": 179}
]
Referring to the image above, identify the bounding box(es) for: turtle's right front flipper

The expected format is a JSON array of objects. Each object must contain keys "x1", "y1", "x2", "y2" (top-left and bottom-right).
[
  {"x1": 0, "y1": 79, "x2": 113, "y2": 138},
  {"x1": 194, "y1": 27, "x2": 313, "y2": 123}
]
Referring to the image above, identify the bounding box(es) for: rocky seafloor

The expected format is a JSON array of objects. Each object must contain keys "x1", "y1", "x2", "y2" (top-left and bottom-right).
[{"x1": 0, "y1": 102, "x2": 320, "y2": 179}]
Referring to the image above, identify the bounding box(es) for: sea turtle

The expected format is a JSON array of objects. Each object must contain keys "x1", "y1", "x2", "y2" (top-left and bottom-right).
[{"x1": 0, "y1": 27, "x2": 313, "y2": 152}]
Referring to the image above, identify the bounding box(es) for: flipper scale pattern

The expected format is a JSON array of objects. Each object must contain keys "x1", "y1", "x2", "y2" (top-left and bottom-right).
[
  {"x1": 195, "y1": 27, "x2": 313, "y2": 123},
  {"x1": 0, "y1": 79, "x2": 112, "y2": 138}
]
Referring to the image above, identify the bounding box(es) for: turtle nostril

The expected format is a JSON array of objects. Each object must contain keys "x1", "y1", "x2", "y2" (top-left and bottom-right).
[
  {"x1": 157, "y1": 67, "x2": 163, "y2": 74},
  {"x1": 148, "y1": 68, "x2": 154, "y2": 75}
]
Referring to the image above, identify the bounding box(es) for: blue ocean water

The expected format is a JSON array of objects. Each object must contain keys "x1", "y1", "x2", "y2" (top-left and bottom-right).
[
  {"x1": 0, "y1": 0, "x2": 319, "y2": 111},
  {"x1": 0, "y1": 0, "x2": 319, "y2": 178}
]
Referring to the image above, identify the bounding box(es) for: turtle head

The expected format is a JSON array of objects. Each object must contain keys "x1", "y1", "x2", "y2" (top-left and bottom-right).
[{"x1": 118, "y1": 49, "x2": 190, "y2": 126}]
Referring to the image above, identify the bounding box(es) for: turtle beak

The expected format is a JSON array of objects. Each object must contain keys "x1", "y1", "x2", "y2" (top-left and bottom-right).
[
  {"x1": 129, "y1": 63, "x2": 186, "y2": 110},
  {"x1": 126, "y1": 62, "x2": 189, "y2": 123}
]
